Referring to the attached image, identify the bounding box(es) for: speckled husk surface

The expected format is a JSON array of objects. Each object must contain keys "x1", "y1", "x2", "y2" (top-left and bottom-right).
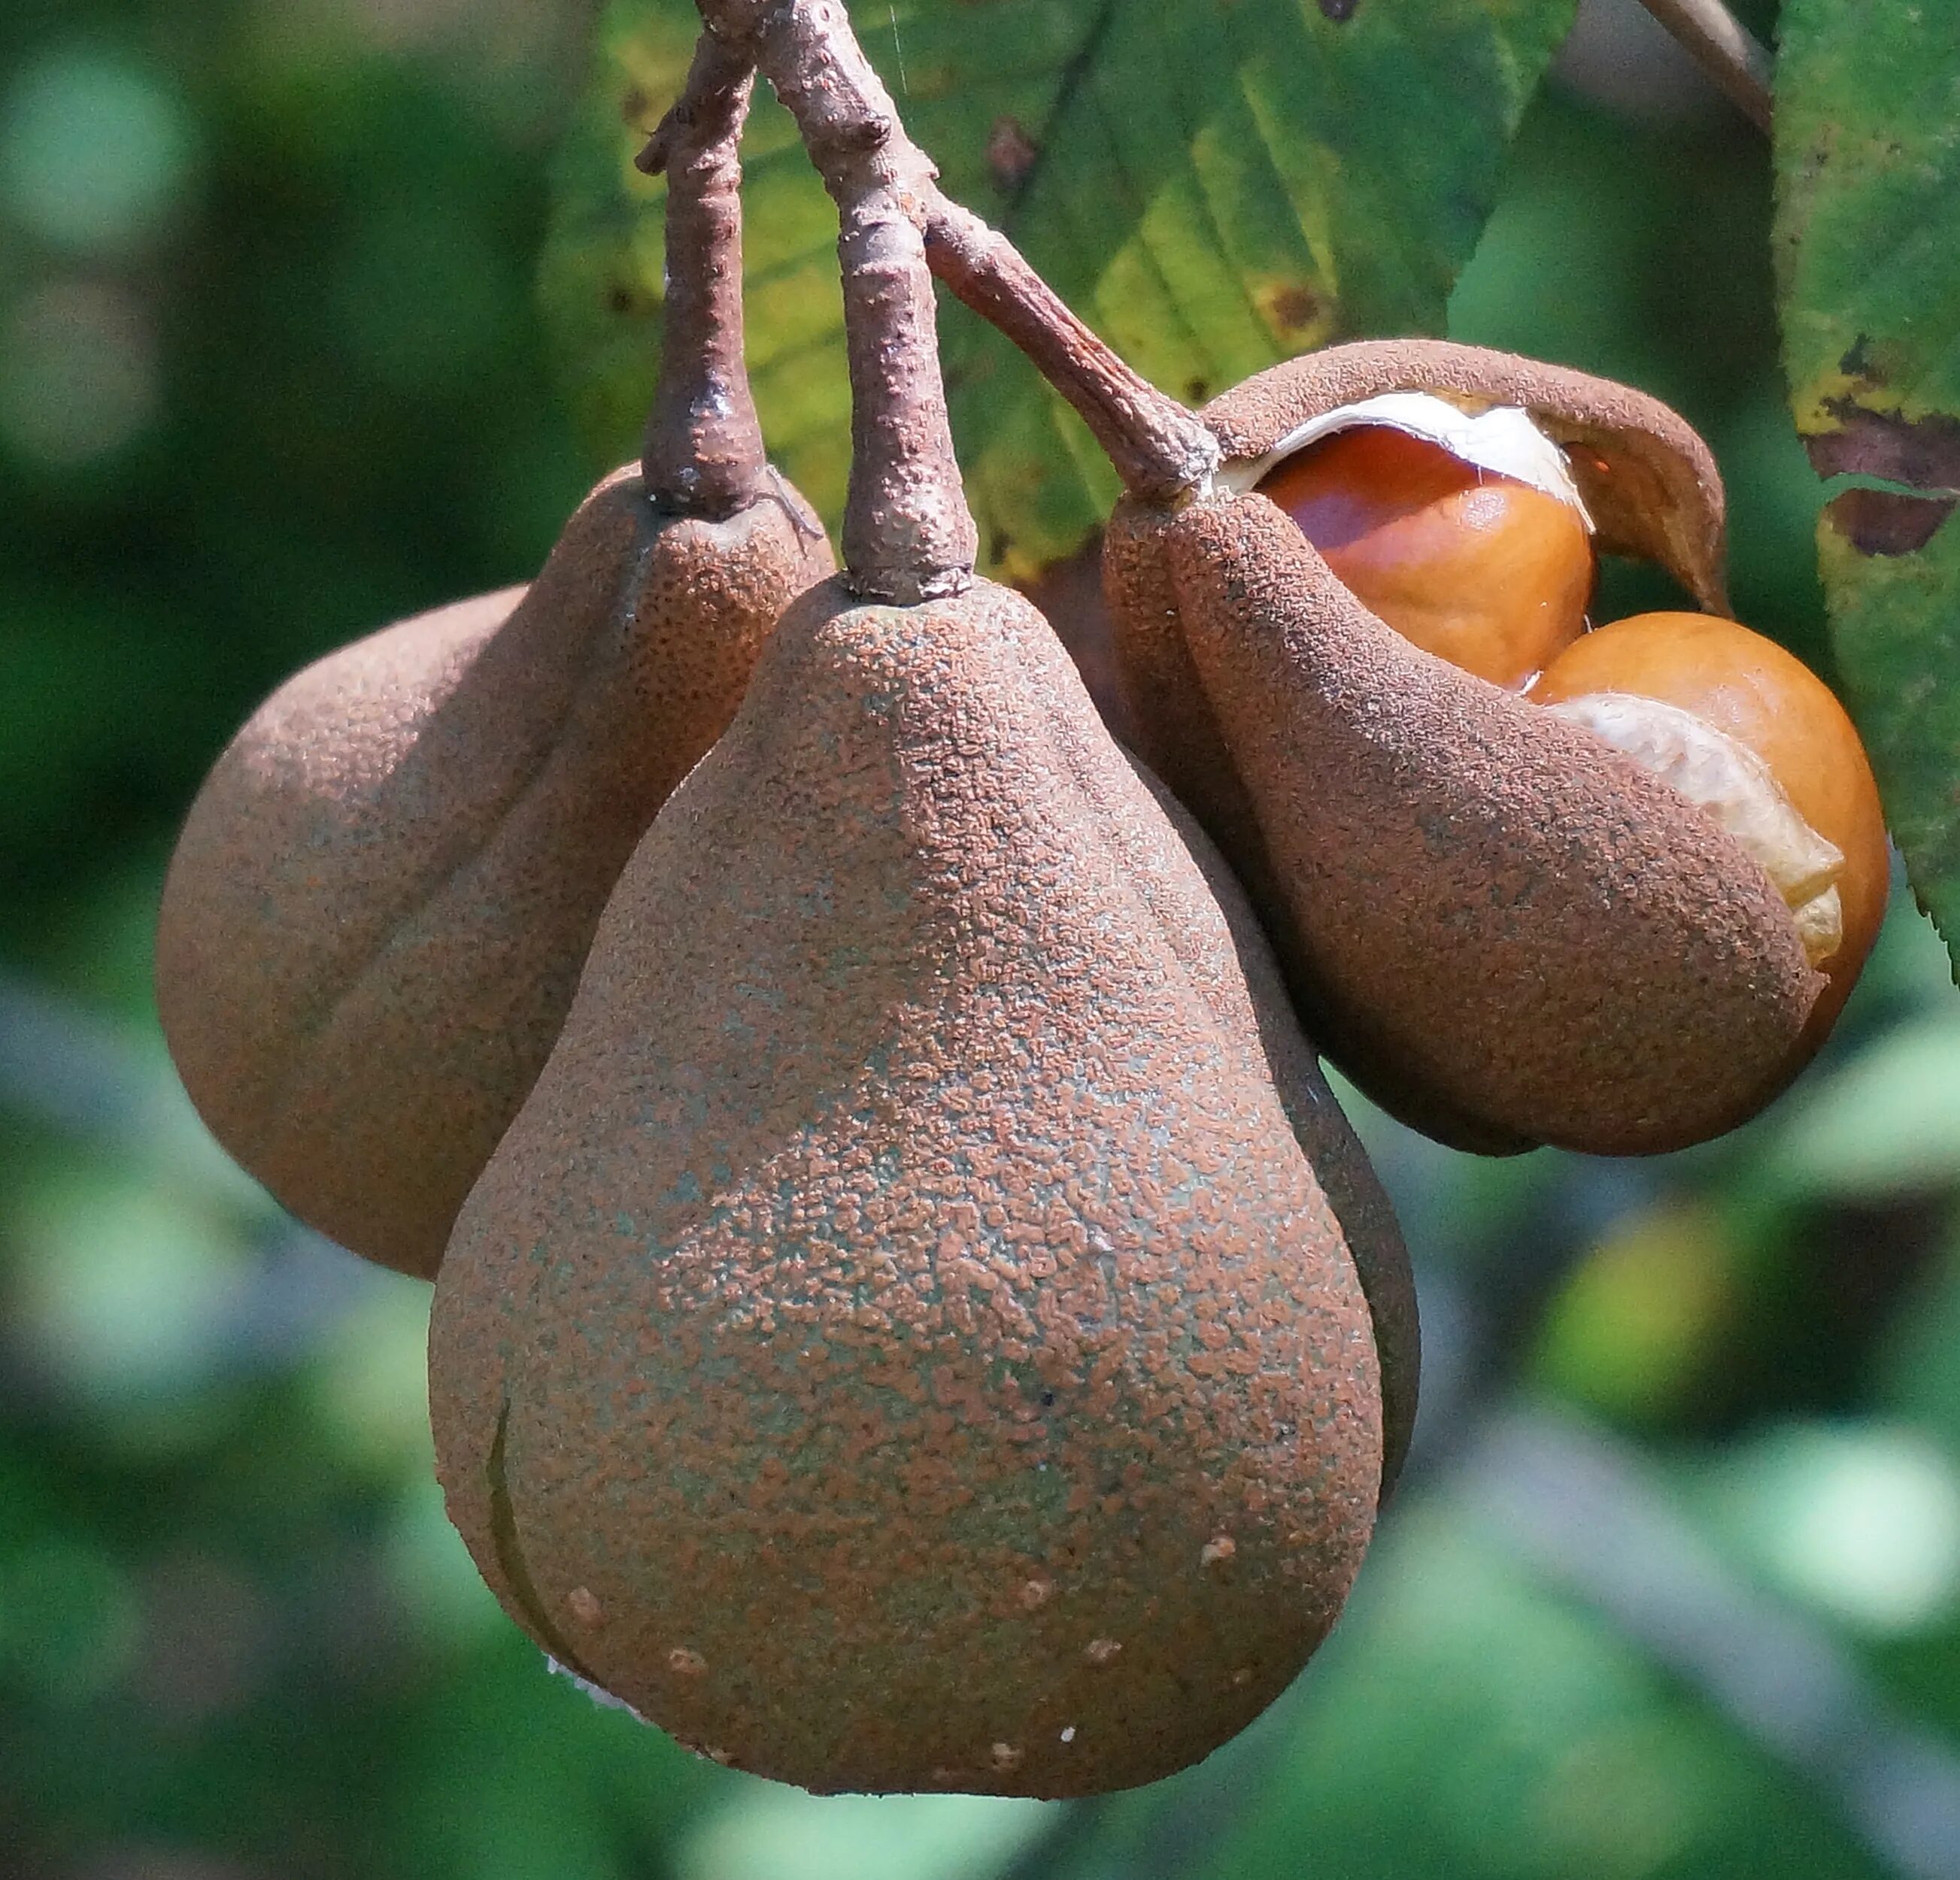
[
  {"x1": 1151, "y1": 493, "x2": 1821, "y2": 1154},
  {"x1": 1105, "y1": 490, "x2": 1534, "y2": 1157},
  {"x1": 154, "y1": 465, "x2": 833, "y2": 1279},
  {"x1": 429, "y1": 576, "x2": 1393, "y2": 1797}
]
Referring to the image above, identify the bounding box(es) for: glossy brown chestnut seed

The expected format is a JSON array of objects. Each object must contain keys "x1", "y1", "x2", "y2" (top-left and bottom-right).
[
  {"x1": 1204, "y1": 341, "x2": 1730, "y2": 604},
  {"x1": 1255, "y1": 413, "x2": 1594, "y2": 690}
]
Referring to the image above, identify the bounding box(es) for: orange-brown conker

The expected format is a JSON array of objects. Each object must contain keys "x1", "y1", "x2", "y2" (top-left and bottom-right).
[
  {"x1": 1256, "y1": 423, "x2": 1594, "y2": 689},
  {"x1": 1531, "y1": 611, "x2": 1887, "y2": 1039}
]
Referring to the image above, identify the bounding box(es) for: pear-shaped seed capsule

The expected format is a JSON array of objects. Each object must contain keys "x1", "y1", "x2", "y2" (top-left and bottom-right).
[
  {"x1": 156, "y1": 472, "x2": 835, "y2": 1278},
  {"x1": 1145, "y1": 490, "x2": 1821, "y2": 1157},
  {"x1": 1103, "y1": 341, "x2": 1842, "y2": 1157},
  {"x1": 430, "y1": 578, "x2": 1399, "y2": 1798}
]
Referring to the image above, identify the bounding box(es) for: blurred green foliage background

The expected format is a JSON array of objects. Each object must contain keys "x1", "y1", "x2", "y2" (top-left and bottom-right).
[{"x1": 6, "y1": 2, "x2": 1960, "y2": 1877}]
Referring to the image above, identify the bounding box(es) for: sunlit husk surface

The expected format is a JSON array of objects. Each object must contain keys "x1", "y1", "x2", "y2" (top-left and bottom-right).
[{"x1": 430, "y1": 577, "x2": 1401, "y2": 1797}]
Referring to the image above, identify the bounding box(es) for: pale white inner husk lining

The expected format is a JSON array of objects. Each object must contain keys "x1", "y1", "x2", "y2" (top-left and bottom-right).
[
  {"x1": 1221, "y1": 391, "x2": 1594, "y2": 526},
  {"x1": 1546, "y1": 690, "x2": 1846, "y2": 966}
]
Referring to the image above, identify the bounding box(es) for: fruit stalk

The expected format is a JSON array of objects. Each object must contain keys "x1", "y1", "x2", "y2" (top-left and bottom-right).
[
  {"x1": 921, "y1": 199, "x2": 1220, "y2": 505},
  {"x1": 678, "y1": 0, "x2": 975, "y2": 598},
  {"x1": 638, "y1": 29, "x2": 767, "y2": 518},
  {"x1": 644, "y1": 5, "x2": 1216, "y2": 508}
]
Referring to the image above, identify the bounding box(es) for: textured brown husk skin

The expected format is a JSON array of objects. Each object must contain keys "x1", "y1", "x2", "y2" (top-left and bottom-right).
[
  {"x1": 1132, "y1": 760, "x2": 1418, "y2": 1501},
  {"x1": 155, "y1": 465, "x2": 833, "y2": 1279},
  {"x1": 1149, "y1": 493, "x2": 1819, "y2": 1154},
  {"x1": 1106, "y1": 339, "x2": 1789, "y2": 1154},
  {"x1": 1105, "y1": 494, "x2": 1534, "y2": 1157},
  {"x1": 429, "y1": 578, "x2": 1392, "y2": 1797}
]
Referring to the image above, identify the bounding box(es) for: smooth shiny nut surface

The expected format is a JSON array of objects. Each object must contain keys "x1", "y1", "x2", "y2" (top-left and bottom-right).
[{"x1": 1257, "y1": 423, "x2": 1594, "y2": 690}]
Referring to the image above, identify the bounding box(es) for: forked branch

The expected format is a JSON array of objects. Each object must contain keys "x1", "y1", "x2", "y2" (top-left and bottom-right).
[{"x1": 647, "y1": 3, "x2": 1216, "y2": 534}]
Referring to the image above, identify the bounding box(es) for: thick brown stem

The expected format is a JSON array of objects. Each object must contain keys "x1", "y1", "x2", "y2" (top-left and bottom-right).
[
  {"x1": 639, "y1": 29, "x2": 767, "y2": 518},
  {"x1": 922, "y1": 197, "x2": 1219, "y2": 506},
  {"x1": 833, "y1": 186, "x2": 975, "y2": 598}
]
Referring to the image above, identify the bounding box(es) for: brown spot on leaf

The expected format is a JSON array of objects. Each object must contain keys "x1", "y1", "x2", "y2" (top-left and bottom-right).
[
  {"x1": 1319, "y1": 0, "x2": 1360, "y2": 18},
  {"x1": 1825, "y1": 487, "x2": 1957, "y2": 556},
  {"x1": 620, "y1": 85, "x2": 650, "y2": 129},
  {"x1": 986, "y1": 117, "x2": 1040, "y2": 194},
  {"x1": 1840, "y1": 334, "x2": 1876, "y2": 381},
  {"x1": 1260, "y1": 281, "x2": 1326, "y2": 340},
  {"x1": 1810, "y1": 402, "x2": 1960, "y2": 492}
]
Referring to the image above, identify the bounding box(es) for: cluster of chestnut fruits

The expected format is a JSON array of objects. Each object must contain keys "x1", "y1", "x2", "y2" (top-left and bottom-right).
[
  {"x1": 140, "y1": 0, "x2": 1891, "y2": 1803},
  {"x1": 153, "y1": 320, "x2": 1889, "y2": 1801}
]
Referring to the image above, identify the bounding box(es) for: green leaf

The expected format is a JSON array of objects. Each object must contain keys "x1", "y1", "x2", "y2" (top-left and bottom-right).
[
  {"x1": 544, "y1": 0, "x2": 1579, "y2": 579},
  {"x1": 1773, "y1": 1, "x2": 1960, "y2": 973},
  {"x1": 1761, "y1": 1016, "x2": 1960, "y2": 1199},
  {"x1": 675, "y1": 1790, "x2": 1054, "y2": 1880},
  {"x1": 1815, "y1": 507, "x2": 1960, "y2": 967}
]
